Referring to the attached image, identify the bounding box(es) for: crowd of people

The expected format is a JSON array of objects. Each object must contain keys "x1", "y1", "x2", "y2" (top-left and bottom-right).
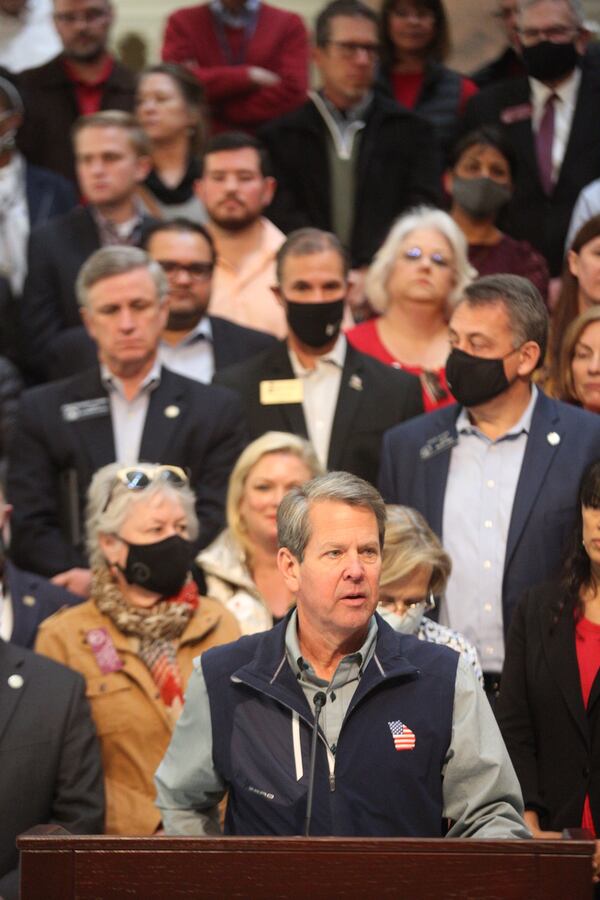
[{"x1": 2, "y1": 0, "x2": 600, "y2": 894}]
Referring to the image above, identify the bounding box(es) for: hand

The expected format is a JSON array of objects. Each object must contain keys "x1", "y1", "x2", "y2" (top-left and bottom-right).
[
  {"x1": 248, "y1": 66, "x2": 281, "y2": 87},
  {"x1": 51, "y1": 567, "x2": 92, "y2": 598},
  {"x1": 523, "y1": 809, "x2": 562, "y2": 840}
]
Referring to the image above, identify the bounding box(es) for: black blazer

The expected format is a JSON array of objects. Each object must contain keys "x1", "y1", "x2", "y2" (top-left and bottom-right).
[
  {"x1": 42, "y1": 316, "x2": 278, "y2": 382},
  {"x1": 258, "y1": 94, "x2": 440, "y2": 267},
  {"x1": 461, "y1": 59, "x2": 600, "y2": 275},
  {"x1": 16, "y1": 54, "x2": 136, "y2": 183},
  {"x1": 496, "y1": 581, "x2": 600, "y2": 833},
  {"x1": 21, "y1": 206, "x2": 156, "y2": 377},
  {"x1": 0, "y1": 639, "x2": 104, "y2": 900},
  {"x1": 214, "y1": 340, "x2": 423, "y2": 486},
  {"x1": 5, "y1": 560, "x2": 83, "y2": 649},
  {"x1": 25, "y1": 163, "x2": 77, "y2": 230},
  {"x1": 6, "y1": 365, "x2": 247, "y2": 576}
]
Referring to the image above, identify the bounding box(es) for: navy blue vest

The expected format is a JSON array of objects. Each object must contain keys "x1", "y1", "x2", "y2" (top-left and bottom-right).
[{"x1": 201, "y1": 615, "x2": 459, "y2": 836}]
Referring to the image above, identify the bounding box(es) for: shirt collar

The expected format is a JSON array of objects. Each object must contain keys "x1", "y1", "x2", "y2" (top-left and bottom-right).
[
  {"x1": 62, "y1": 54, "x2": 114, "y2": 88},
  {"x1": 101, "y1": 358, "x2": 162, "y2": 398},
  {"x1": 529, "y1": 65, "x2": 581, "y2": 107},
  {"x1": 317, "y1": 88, "x2": 373, "y2": 124},
  {"x1": 91, "y1": 198, "x2": 145, "y2": 242},
  {"x1": 288, "y1": 333, "x2": 347, "y2": 378},
  {"x1": 284, "y1": 607, "x2": 378, "y2": 685},
  {"x1": 457, "y1": 383, "x2": 539, "y2": 438},
  {"x1": 161, "y1": 315, "x2": 213, "y2": 349}
]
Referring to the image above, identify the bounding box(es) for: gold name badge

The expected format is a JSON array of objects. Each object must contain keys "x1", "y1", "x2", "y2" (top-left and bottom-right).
[{"x1": 259, "y1": 378, "x2": 304, "y2": 405}]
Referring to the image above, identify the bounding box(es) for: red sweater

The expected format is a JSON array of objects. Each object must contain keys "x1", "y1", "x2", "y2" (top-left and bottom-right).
[{"x1": 162, "y1": 2, "x2": 308, "y2": 132}]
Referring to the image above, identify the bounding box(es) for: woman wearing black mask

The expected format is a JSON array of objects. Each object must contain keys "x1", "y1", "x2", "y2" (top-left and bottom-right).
[
  {"x1": 36, "y1": 462, "x2": 239, "y2": 836},
  {"x1": 446, "y1": 127, "x2": 549, "y2": 301}
]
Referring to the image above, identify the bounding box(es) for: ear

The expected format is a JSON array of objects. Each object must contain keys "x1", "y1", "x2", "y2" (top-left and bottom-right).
[
  {"x1": 261, "y1": 175, "x2": 276, "y2": 207},
  {"x1": 568, "y1": 248, "x2": 580, "y2": 279},
  {"x1": 81, "y1": 306, "x2": 96, "y2": 341},
  {"x1": 271, "y1": 285, "x2": 285, "y2": 308},
  {"x1": 98, "y1": 531, "x2": 120, "y2": 565},
  {"x1": 277, "y1": 546, "x2": 301, "y2": 593},
  {"x1": 516, "y1": 340, "x2": 541, "y2": 376},
  {"x1": 443, "y1": 170, "x2": 453, "y2": 195},
  {"x1": 135, "y1": 154, "x2": 153, "y2": 183},
  {"x1": 193, "y1": 178, "x2": 206, "y2": 203}
]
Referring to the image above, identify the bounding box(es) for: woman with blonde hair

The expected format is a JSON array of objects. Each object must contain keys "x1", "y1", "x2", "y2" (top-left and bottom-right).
[
  {"x1": 378, "y1": 505, "x2": 482, "y2": 682},
  {"x1": 198, "y1": 432, "x2": 322, "y2": 635},
  {"x1": 36, "y1": 462, "x2": 239, "y2": 835},
  {"x1": 554, "y1": 305, "x2": 600, "y2": 414},
  {"x1": 347, "y1": 206, "x2": 475, "y2": 411}
]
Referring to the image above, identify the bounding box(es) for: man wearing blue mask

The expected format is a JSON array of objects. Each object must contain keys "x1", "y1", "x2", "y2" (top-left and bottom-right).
[
  {"x1": 461, "y1": 0, "x2": 600, "y2": 278},
  {"x1": 379, "y1": 273, "x2": 600, "y2": 702}
]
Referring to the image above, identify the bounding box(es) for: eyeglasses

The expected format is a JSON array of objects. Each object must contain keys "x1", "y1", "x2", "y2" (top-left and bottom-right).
[
  {"x1": 517, "y1": 25, "x2": 580, "y2": 44},
  {"x1": 403, "y1": 246, "x2": 452, "y2": 268},
  {"x1": 54, "y1": 8, "x2": 109, "y2": 25},
  {"x1": 325, "y1": 40, "x2": 380, "y2": 60},
  {"x1": 102, "y1": 465, "x2": 188, "y2": 512},
  {"x1": 157, "y1": 260, "x2": 214, "y2": 281},
  {"x1": 378, "y1": 591, "x2": 436, "y2": 616}
]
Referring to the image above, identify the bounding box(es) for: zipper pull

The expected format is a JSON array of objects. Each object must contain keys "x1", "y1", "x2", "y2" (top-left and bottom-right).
[{"x1": 329, "y1": 772, "x2": 336, "y2": 792}]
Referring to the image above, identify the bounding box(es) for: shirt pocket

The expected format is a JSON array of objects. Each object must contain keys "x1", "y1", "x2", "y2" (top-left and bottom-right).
[{"x1": 86, "y1": 675, "x2": 133, "y2": 736}]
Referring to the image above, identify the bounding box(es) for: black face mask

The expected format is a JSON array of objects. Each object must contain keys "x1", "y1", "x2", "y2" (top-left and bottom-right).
[
  {"x1": 285, "y1": 298, "x2": 345, "y2": 348},
  {"x1": 451, "y1": 176, "x2": 512, "y2": 220},
  {"x1": 521, "y1": 40, "x2": 579, "y2": 82},
  {"x1": 446, "y1": 347, "x2": 520, "y2": 407},
  {"x1": 118, "y1": 534, "x2": 194, "y2": 598}
]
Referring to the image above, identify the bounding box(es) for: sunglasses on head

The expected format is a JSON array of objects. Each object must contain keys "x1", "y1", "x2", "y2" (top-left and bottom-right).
[{"x1": 102, "y1": 465, "x2": 188, "y2": 512}]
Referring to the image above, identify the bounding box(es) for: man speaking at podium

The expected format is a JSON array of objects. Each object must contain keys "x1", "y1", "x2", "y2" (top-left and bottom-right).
[{"x1": 155, "y1": 473, "x2": 528, "y2": 838}]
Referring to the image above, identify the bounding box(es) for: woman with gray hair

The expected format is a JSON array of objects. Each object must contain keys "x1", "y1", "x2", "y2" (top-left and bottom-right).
[
  {"x1": 198, "y1": 432, "x2": 321, "y2": 635},
  {"x1": 36, "y1": 461, "x2": 239, "y2": 836},
  {"x1": 378, "y1": 505, "x2": 482, "y2": 683},
  {"x1": 347, "y1": 206, "x2": 475, "y2": 411}
]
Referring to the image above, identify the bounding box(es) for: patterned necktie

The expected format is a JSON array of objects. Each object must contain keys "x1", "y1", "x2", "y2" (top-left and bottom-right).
[{"x1": 535, "y1": 93, "x2": 556, "y2": 195}]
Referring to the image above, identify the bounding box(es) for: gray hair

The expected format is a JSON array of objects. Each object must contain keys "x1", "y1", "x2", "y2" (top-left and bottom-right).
[
  {"x1": 86, "y1": 462, "x2": 199, "y2": 570},
  {"x1": 277, "y1": 471, "x2": 386, "y2": 562},
  {"x1": 517, "y1": 0, "x2": 584, "y2": 26},
  {"x1": 76, "y1": 246, "x2": 168, "y2": 309},
  {"x1": 365, "y1": 206, "x2": 476, "y2": 313},
  {"x1": 461, "y1": 273, "x2": 549, "y2": 366},
  {"x1": 228, "y1": 431, "x2": 322, "y2": 555},
  {"x1": 276, "y1": 227, "x2": 350, "y2": 284}
]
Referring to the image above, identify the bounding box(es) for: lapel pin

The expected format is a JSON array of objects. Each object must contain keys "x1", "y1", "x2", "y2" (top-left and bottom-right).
[
  {"x1": 8, "y1": 674, "x2": 24, "y2": 689},
  {"x1": 22, "y1": 595, "x2": 36, "y2": 607},
  {"x1": 349, "y1": 374, "x2": 363, "y2": 391},
  {"x1": 546, "y1": 431, "x2": 560, "y2": 446},
  {"x1": 164, "y1": 405, "x2": 180, "y2": 419}
]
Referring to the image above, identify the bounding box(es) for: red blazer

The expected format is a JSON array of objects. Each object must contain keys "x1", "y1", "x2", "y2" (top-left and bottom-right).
[{"x1": 161, "y1": 2, "x2": 308, "y2": 131}]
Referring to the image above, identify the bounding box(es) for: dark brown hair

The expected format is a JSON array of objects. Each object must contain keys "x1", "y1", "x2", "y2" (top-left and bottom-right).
[{"x1": 380, "y1": 0, "x2": 450, "y2": 70}]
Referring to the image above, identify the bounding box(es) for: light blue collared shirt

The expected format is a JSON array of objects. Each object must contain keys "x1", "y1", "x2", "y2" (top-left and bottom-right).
[
  {"x1": 159, "y1": 317, "x2": 214, "y2": 384},
  {"x1": 101, "y1": 360, "x2": 161, "y2": 464},
  {"x1": 441, "y1": 386, "x2": 538, "y2": 672}
]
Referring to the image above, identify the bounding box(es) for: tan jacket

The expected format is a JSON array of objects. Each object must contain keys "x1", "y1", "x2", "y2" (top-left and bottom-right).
[{"x1": 35, "y1": 595, "x2": 240, "y2": 835}]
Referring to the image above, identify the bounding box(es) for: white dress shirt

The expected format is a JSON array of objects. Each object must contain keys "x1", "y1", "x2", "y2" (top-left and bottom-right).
[
  {"x1": 101, "y1": 361, "x2": 161, "y2": 465},
  {"x1": 530, "y1": 67, "x2": 581, "y2": 184},
  {"x1": 159, "y1": 317, "x2": 214, "y2": 384}
]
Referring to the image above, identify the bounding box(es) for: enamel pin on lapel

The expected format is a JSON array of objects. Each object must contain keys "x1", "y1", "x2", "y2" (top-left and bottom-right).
[
  {"x1": 8, "y1": 674, "x2": 24, "y2": 689},
  {"x1": 164, "y1": 405, "x2": 180, "y2": 419},
  {"x1": 546, "y1": 432, "x2": 560, "y2": 446},
  {"x1": 349, "y1": 374, "x2": 363, "y2": 391},
  {"x1": 22, "y1": 595, "x2": 36, "y2": 607}
]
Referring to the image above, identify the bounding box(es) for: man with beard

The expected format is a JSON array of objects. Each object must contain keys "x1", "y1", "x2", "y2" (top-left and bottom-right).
[
  {"x1": 194, "y1": 131, "x2": 287, "y2": 338},
  {"x1": 214, "y1": 227, "x2": 423, "y2": 485},
  {"x1": 16, "y1": 0, "x2": 136, "y2": 182}
]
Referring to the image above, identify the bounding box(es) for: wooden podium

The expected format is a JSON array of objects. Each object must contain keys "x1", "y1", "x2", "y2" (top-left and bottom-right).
[{"x1": 16, "y1": 831, "x2": 595, "y2": 899}]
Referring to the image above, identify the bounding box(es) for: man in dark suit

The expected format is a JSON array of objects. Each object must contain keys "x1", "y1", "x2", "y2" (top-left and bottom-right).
[
  {"x1": 7, "y1": 245, "x2": 246, "y2": 598},
  {"x1": 379, "y1": 274, "x2": 600, "y2": 700},
  {"x1": 16, "y1": 0, "x2": 136, "y2": 183},
  {"x1": 257, "y1": 0, "x2": 440, "y2": 270},
  {"x1": 20, "y1": 111, "x2": 155, "y2": 379},
  {"x1": 0, "y1": 638, "x2": 104, "y2": 900},
  {"x1": 42, "y1": 218, "x2": 279, "y2": 381},
  {"x1": 214, "y1": 228, "x2": 423, "y2": 486},
  {"x1": 461, "y1": 0, "x2": 600, "y2": 276}
]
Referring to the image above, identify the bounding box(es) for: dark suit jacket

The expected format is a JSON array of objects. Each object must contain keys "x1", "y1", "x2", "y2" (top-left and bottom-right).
[
  {"x1": 25, "y1": 163, "x2": 77, "y2": 229},
  {"x1": 21, "y1": 206, "x2": 155, "y2": 377},
  {"x1": 461, "y1": 59, "x2": 600, "y2": 275},
  {"x1": 379, "y1": 391, "x2": 600, "y2": 634},
  {"x1": 42, "y1": 315, "x2": 278, "y2": 382},
  {"x1": 0, "y1": 639, "x2": 104, "y2": 900},
  {"x1": 496, "y1": 581, "x2": 600, "y2": 832},
  {"x1": 6, "y1": 560, "x2": 83, "y2": 649},
  {"x1": 214, "y1": 340, "x2": 423, "y2": 486},
  {"x1": 16, "y1": 54, "x2": 136, "y2": 182},
  {"x1": 6, "y1": 365, "x2": 247, "y2": 576},
  {"x1": 258, "y1": 94, "x2": 440, "y2": 267}
]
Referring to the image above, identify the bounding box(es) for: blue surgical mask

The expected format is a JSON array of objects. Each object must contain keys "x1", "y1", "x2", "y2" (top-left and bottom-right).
[{"x1": 379, "y1": 601, "x2": 427, "y2": 635}]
